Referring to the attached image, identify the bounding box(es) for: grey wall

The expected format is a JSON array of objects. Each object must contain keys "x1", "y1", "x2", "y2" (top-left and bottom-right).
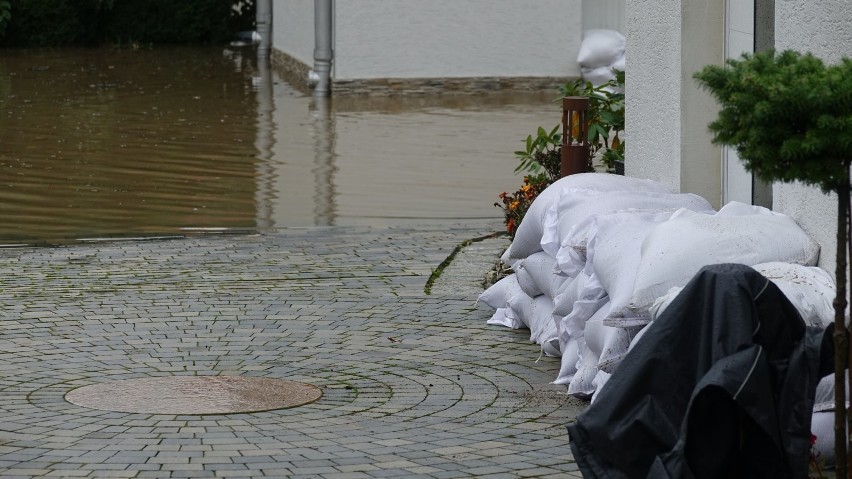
[{"x1": 772, "y1": 0, "x2": 852, "y2": 273}]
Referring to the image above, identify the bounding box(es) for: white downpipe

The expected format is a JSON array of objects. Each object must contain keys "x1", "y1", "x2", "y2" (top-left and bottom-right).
[{"x1": 310, "y1": 0, "x2": 333, "y2": 97}]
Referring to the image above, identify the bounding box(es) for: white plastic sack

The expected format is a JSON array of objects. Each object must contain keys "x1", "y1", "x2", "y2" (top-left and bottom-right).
[
  {"x1": 583, "y1": 210, "x2": 681, "y2": 325},
  {"x1": 752, "y1": 262, "x2": 835, "y2": 328},
  {"x1": 581, "y1": 65, "x2": 616, "y2": 86},
  {"x1": 597, "y1": 325, "x2": 643, "y2": 374},
  {"x1": 810, "y1": 374, "x2": 849, "y2": 469},
  {"x1": 590, "y1": 370, "x2": 612, "y2": 404},
  {"x1": 567, "y1": 305, "x2": 611, "y2": 396},
  {"x1": 515, "y1": 251, "x2": 566, "y2": 299},
  {"x1": 577, "y1": 29, "x2": 626, "y2": 69},
  {"x1": 542, "y1": 336, "x2": 561, "y2": 357},
  {"x1": 647, "y1": 286, "x2": 684, "y2": 323},
  {"x1": 478, "y1": 273, "x2": 523, "y2": 310},
  {"x1": 554, "y1": 336, "x2": 581, "y2": 385},
  {"x1": 628, "y1": 203, "x2": 820, "y2": 317},
  {"x1": 553, "y1": 271, "x2": 590, "y2": 319},
  {"x1": 508, "y1": 293, "x2": 555, "y2": 345},
  {"x1": 549, "y1": 191, "x2": 713, "y2": 272},
  {"x1": 486, "y1": 307, "x2": 523, "y2": 329},
  {"x1": 612, "y1": 54, "x2": 625, "y2": 72},
  {"x1": 557, "y1": 281, "x2": 608, "y2": 352},
  {"x1": 505, "y1": 173, "x2": 672, "y2": 260}
]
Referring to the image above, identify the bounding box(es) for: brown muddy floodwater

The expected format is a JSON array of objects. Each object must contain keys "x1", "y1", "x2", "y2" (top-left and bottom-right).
[{"x1": 0, "y1": 46, "x2": 560, "y2": 245}]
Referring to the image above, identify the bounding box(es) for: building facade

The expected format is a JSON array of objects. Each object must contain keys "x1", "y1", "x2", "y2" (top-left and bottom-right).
[
  {"x1": 626, "y1": 0, "x2": 852, "y2": 273},
  {"x1": 270, "y1": 0, "x2": 626, "y2": 95}
]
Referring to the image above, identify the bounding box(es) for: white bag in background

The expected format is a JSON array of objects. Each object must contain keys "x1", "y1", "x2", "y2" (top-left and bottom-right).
[
  {"x1": 577, "y1": 29, "x2": 625, "y2": 69},
  {"x1": 581, "y1": 65, "x2": 617, "y2": 86}
]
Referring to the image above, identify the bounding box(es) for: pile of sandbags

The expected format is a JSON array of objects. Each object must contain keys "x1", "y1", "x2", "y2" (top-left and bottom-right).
[
  {"x1": 479, "y1": 173, "x2": 833, "y2": 403},
  {"x1": 577, "y1": 29, "x2": 625, "y2": 86}
]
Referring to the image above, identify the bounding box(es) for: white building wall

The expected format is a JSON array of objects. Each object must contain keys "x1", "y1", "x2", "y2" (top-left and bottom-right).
[
  {"x1": 583, "y1": 0, "x2": 626, "y2": 34},
  {"x1": 772, "y1": 1, "x2": 852, "y2": 273},
  {"x1": 272, "y1": 0, "x2": 315, "y2": 67},
  {"x1": 624, "y1": 0, "x2": 683, "y2": 191},
  {"x1": 332, "y1": 0, "x2": 582, "y2": 80},
  {"x1": 625, "y1": 0, "x2": 723, "y2": 207},
  {"x1": 271, "y1": 0, "x2": 585, "y2": 81}
]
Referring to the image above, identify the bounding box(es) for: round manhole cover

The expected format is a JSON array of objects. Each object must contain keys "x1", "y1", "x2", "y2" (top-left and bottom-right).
[{"x1": 65, "y1": 376, "x2": 322, "y2": 414}]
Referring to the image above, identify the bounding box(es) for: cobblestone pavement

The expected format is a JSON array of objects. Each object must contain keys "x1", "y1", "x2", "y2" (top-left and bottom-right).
[{"x1": 0, "y1": 221, "x2": 586, "y2": 478}]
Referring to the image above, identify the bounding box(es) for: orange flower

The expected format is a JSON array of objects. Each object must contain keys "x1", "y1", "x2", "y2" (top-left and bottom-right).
[
  {"x1": 506, "y1": 218, "x2": 516, "y2": 233},
  {"x1": 508, "y1": 200, "x2": 520, "y2": 211}
]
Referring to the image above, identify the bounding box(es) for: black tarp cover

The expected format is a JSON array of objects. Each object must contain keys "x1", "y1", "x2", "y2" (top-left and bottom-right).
[{"x1": 567, "y1": 263, "x2": 832, "y2": 478}]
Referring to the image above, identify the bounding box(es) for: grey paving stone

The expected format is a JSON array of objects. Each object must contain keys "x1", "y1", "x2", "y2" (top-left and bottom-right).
[{"x1": 0, "y1": 221, "x2": 585, "y2": 478}]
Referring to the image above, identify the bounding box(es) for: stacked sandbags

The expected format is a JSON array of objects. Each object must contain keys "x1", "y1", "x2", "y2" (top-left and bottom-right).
[
  {"x1": 570, "y1": 204, "x2": 828, "y2": 401},
  {"x1": 479, "y1": 174, "x2": 713, "y2": 382},
  {"x1": 577, "y1": 29, "x2": 625, "y2": 86},
  {"x1": 480, "y1": 175, "x2": 832, "y2": 404}
]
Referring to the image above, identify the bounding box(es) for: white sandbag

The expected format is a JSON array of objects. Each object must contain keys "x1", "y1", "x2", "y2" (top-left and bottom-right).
[
  {"x1": 551, "y1": 192, "x2": 713, "y2": 273},
  {"x1": 506, "y1": 173, "x2": 672, "y2": 260},
  {"x1": 646, "y1": 286, "x2": 684, "y2": 323},
  {"x1": 486, "y1": 307, "x2": 524, "y2": 329},
  {"x1": 812, "y1": 374, "x2": 850, "y2": 413},
  {"x1": 554, "y1": 336, "x2": 581, "y2": 385},
  {"x1": 752, "y1": 262, "x2": 835, "y2": 328},
  {"x1": 583, "y1": 210, "x2": 681, "y2": 325},
  {"x1": 590, "y1": 370, "x2": 612, "y2": 403},
  {"x1": 811, "y1": 411, "x2": 836, "y2": 468},
  {"x1": 556, "y1": 298, "x2": 610, "y2": 385},
  {"x1": 810, "y1": 374, "x2": 849, "y2": 469},
  {"x1": 577, "y1": 29, "x2": 626, "y2": 69},
  {"x1": 478, "y1": 273, "x2": 523, "y2": 310},
  {"x1": 542, "y1": 336, "x2": 561, "y2": 357},
  {"x1": 515, "y1": 251, "x2": 567, "y2": 299},
  {"x1": 553, "y1": 271, "x2": 590, "y2": 318},
  {"x1": 627, "y1": 322, "x2": 652, "y2": 354},
  {"x1": 567, "y1": 339, "x2": 598, "y2": 396},
  {"x1": 642, "y1": 263, "x2": 834, "y2": 327},
  {"x1": 628, "y1": 203, "x2": 821, "y2": 317},
  {"x1": 581, "y1": 65, "x2": 616, "y2": 86},
  {"x1": 612, "y1": 54, "x2": 625, "y2": 72},
  {"x1": 508, "y1": 293, "x2": 555, "y2": 345},
  {"x1": 536, "y1": 306, "x2": 559, "y2": 351},
  {"x1": 567, "y1": 305, "x2": 611, "y2": 396},
  {"x1": 556, "y1": 277, "x2": 608, "y2": 353},
  {"x1": 499, "y1": 248, "x2": 522, "y2": 273},
  {"x1": 597, "y1": 325, "x2": 643, "y2": 374}
]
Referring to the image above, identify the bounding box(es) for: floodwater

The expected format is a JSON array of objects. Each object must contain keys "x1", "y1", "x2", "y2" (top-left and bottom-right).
[{"x1": 0, "y1": 46, "x2": 560, "y2": 245}]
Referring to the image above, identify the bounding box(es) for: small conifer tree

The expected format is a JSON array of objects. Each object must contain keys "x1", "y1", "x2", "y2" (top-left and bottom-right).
[{"x1": 695, "y1": 49, "x2": 852, "y2": 477}]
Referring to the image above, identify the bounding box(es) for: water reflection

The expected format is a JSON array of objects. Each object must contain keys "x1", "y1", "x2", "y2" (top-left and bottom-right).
[
  {"x1": 309, "y1": 96, "x2": 337, "y2": 226},
  {"x1": 0, "y1": 45, "x2": 559, "y2": 244}
]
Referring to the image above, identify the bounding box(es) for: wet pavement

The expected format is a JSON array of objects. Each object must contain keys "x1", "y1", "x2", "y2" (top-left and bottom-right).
[{"x1": 0, "y1": 220, "x2": 585, "y2": 478}]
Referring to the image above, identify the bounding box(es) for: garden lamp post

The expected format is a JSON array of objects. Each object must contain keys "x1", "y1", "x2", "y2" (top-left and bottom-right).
[{"x1": 561, "y1": 96, "x2": 591, "y2": 177}]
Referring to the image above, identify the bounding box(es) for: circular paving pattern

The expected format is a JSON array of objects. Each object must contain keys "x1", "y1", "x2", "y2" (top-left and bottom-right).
[{"x1": 65, "y1": 376, "x2": 322, "y2": 414}]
